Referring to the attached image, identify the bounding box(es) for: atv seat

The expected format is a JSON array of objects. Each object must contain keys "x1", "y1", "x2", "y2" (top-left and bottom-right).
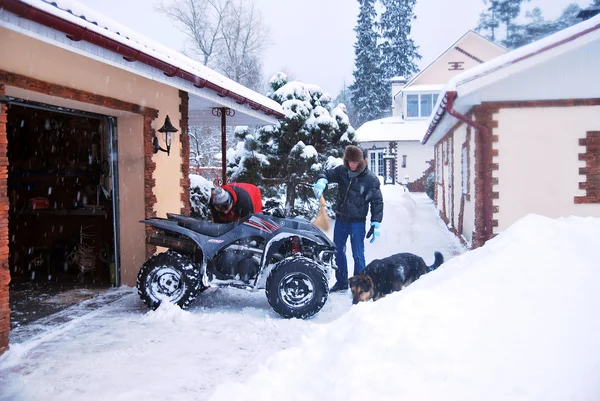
[{"x1": 167, "y1": 213, "x2": 240, "y2": 237}]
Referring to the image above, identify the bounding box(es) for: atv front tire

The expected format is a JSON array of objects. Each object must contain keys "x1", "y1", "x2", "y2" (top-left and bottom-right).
[
  {"x1": 266, "y1": 257, "x2": 329, "y2": 319},
  {"x1": 137, "y1": 251, "x2": 203, "y2": 310}
]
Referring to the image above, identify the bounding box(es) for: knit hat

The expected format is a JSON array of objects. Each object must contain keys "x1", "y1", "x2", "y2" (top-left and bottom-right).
[
  {"x1": 343, "y1": 145, "x2": 367, "y2": 172},
  {"x1": 212, "y1": 187, "x2": 232, "y2": 210}
]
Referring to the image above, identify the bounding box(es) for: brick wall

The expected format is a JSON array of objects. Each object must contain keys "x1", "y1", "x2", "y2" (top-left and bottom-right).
[
  {"x1": 575, "y1": 131, "x2": 600, "y2": 204},
  {"x1": 143, "y1": 116, "x2": 158, "y2": 259},
  {"x1": 0, "y1": 84, "x2": 9, "y2": 355},
  {"x1": 179, "y1": 90, "x2": 190, "y2": 216},
  {"x1": 471, "y1": 106, "x2": 498, "y2": 249}
]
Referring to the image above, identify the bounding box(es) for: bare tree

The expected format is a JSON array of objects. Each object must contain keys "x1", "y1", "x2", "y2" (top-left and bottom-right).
[
  {"x1": 157, "y1": 0, "x2": 268, "y2": 90},
  {"x1": 218, "y1": 0, "x2": 269, "y2": 90},
  {"x1": 189, "y1": 126, "x2": 236, "y2": 168},
  {"x1": 156, "y1": 0, "x2": 230, "y2": 66}
]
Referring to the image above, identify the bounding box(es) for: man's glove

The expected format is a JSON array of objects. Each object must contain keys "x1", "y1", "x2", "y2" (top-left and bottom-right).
[
  {"x1": 366, "y1": 222, "x2": 380, "y2": 243},
  {"x1": 313, "y1": 178, "x2": 328, "y2": 199}
]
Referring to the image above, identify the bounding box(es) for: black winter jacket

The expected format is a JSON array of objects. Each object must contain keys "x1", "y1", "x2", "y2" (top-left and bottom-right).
[{"x1": 318, "y1": 165, "x2": 383, "y2": 223}]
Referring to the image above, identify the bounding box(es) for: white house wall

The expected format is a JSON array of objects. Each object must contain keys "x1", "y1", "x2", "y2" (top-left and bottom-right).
[
  {"x1": 454, "y1": 124, "x2": 476, "y2": 244},
  {"x1": 396, "y1": 141, "x2": 433, "y2": 184},
  {"x1": 464, "y1": 40, "x2": 600, "y2": 103},
  {"x1": 435, "y1": 122, "x2": 477, "y2": 246},
  {"x1": 493, "y1": 106, "x2": 600, "y2": 232}
]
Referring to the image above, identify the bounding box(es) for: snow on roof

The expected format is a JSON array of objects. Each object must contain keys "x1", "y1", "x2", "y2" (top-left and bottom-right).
[
  {"x1": 443, "y1": 14, "x2": 600, "y2": 94},
  {"x1": 401, "y1": 84, "x2": 445, "y2": 93},
  {"x1": 424, "y1": 14, "x2": 600, "y2": 144},
  {"x1": 355, "y1": 116, "x2": 428, "y2": 143},
  {"x1": 8, "y1": 0, "x2": 282, "y2": 116}
]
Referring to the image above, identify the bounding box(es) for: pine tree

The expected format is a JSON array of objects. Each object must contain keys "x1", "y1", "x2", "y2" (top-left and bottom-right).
[
  {"x1": 379, "y1": 0, "x2": 420, "y2": 83},
  {"x1": 502, "y1": 4, "x2": 583, "y2": 49},
  {"x1": 476, "y1": 0, "x2": 529, "y2": 46},
  {"x1": 333, "y1": 83, "x2": 357, "y2": 129},
  {"x1": 226, "y1": 126, "x2": 267, "y2": 184},
  {"x1": 349, "y1": 0, "x2": 387, "y2": 128},
  {"x1": 233, "y1": 73, "x2": 356, "y2": 213}
]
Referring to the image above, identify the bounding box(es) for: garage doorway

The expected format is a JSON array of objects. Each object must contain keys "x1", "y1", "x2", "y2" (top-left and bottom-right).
[{"x1": 6, "y1": 99, "x2": 120, "y2": 328}]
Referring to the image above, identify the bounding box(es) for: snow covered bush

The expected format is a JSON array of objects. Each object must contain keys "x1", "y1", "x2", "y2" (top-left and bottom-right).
[
  {"x1": 226, "y1": 126, "x2": 269, "y2": 185},
  {"x1": 425, "y1": 172, "x2": 435, "y2": 200},
  {"x1": 190, "y1": 174, "x2": 213, "y2": 219}
]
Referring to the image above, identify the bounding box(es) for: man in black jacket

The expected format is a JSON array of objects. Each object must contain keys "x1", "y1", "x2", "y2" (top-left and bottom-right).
[{"x1": 313, "y1": 145, "x2": 384, "y2": 292}]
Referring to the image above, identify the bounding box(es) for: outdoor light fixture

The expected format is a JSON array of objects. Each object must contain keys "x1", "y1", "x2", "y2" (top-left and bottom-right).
[
  {"x1": 0, "y1": 94, "x2": 9, "y2": 105},
  {"x1": 153, "y1": 115, "x2": 178, "y2": 156}
]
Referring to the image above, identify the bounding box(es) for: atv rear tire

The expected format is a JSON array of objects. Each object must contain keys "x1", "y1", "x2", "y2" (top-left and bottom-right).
[
  {"x1": 137, "y1": 251, "x2": 203, "y2": 310},
  {"x1": 266, "y1": 257, "x2": 329, "y2": 319}
]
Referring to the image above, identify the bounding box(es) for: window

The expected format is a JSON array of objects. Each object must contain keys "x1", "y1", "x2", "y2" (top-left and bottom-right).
[
  {"x1": 407, "y1": 95, "x2": 419, "y2": 117},
  {"x1": 401, "y1": 155, "x2": 407, "y2": 168},
  {"x1": 370, "y1": 152, "x2": 376, "y2": 172},
  {"x1": 405, "y1": 93, "x2": 439, "y2": 118},
  {"x1": 378, "y1": 152, "x2": 384, "y2": 176}
]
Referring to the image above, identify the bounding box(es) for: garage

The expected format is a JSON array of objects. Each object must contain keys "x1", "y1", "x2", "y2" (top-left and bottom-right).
[
  {"x1": 0, "y1": 0, "x2": 283, "y2": 355},
  {"x1": 6, "y1": 99, "x2": 118, "y2": 326}
]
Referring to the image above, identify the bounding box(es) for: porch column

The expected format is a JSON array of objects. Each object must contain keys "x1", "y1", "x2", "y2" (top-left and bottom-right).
[
  {"x1": 212, "y1": 107, "x2": 235, "y2": 185},
  {"x1": 0, "y1": 84, "x2": 10, "y2": 355}
]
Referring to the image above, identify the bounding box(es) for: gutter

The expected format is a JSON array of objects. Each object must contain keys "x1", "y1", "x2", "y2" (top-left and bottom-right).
[
  {"x1": 1, "y1": 0, "x2": 285, "y2": 120},
  {"x1": 427, "y1": 91, "x2": 494, "y2": 245}
]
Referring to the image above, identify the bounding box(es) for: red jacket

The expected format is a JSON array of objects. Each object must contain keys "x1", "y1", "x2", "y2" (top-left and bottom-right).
[{"x1": 210, "y1": 183, "x2": 263, "y2": 223}]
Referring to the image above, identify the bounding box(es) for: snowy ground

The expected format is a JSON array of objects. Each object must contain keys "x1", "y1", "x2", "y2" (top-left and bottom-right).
[
  {"x1": 9, "y1": 187, "x2": 600, "y2": 400},
  {"x1": 0, "y1": 186, "x2": 463, "y2": 401}
]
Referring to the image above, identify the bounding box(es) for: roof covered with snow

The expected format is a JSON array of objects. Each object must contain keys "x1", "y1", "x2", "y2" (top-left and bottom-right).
[
  {"x1": 402, "y1": 84, "x2": 445, "y2": 93},
  {"x1": 0, "y1": 0, "x2": 284, "y2": 123},
  {"x1": 355, "y1": 116, "x2": 428, "y2": 143},
  {"x1": 423, "y1": 14, "x2": 600, "y2": 144}
]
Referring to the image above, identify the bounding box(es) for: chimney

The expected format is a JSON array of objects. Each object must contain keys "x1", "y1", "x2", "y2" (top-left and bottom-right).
[{"x1": 391, "y1": 76, "x2": 407, "y2": 117}]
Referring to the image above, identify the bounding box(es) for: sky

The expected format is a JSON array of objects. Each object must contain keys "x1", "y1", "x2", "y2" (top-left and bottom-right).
[
  {"x1": 76, "y1": 0, "x2": 590, "y2": 96},
  {"x1": 2, "y1": 186, "x2": 600, "y2": 400}
]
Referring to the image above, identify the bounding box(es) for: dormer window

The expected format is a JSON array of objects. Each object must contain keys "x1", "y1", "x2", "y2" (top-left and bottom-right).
[{"x1": 406, "y1": 93, "x2": 439, "y2": 118}]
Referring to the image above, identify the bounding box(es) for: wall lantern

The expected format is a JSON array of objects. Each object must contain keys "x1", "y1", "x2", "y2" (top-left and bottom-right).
[{"x1": 153, "y1": 115, "x2": 178, "y2": 156}]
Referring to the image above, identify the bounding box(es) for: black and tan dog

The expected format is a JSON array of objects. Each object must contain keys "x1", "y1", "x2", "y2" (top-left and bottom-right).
[{"x1": 348, "y1": 251, "x2": 444, "y2": 304}]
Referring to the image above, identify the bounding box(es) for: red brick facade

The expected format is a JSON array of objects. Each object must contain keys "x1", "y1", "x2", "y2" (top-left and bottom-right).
[
  {"x1": 471, "y1": 105, "x2": 498, "y2": 248},
  {"x1": 179, "y1": 90, "x2": 191, "y2": 216},
  {"x1": 575, "y1": 131, "x2": 600, "y2": 204},
  {"x1": 0, "y1": 70, "x2": 160, "y2": 355},
  {"x1": 0, "y1": 84, "x2": 10, "y2": 355},
  {"x1": 144, "y1": 116, "x2": 158, "y2": 259}
]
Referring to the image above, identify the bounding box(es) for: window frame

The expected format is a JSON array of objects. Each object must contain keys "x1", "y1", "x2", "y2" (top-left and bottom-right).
[{"x1": 405, "y1": 92, "x2": 440, "y2": 119}]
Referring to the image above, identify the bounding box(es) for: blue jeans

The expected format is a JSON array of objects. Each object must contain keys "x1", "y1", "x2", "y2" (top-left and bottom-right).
[{"x1": 333, "y1": 220, "x2": 366, "y2": 284}]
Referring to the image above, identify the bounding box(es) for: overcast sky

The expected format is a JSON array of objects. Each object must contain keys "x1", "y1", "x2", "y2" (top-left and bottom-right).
[{"x1": 78, "y1": 0, "x2": 589, "y2": 96}]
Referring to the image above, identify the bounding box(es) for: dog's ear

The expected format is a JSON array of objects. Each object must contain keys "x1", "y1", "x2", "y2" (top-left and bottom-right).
[{"x1": 348, "y1": 277, "x2": 355, "y2": 285}]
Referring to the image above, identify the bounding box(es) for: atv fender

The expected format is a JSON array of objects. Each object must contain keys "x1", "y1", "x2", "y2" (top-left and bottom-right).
[
  {"x1": 141, "y1": 218, "x2": 236, "y2": 261},
  {"x1": 254, "y1": 230, "x2": 333, "y2": 289}
]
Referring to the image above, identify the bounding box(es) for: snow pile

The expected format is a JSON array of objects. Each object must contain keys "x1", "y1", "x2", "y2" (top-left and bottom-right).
[{"x1": 209, "y1": 214, "x2": 600, "y2": 401}]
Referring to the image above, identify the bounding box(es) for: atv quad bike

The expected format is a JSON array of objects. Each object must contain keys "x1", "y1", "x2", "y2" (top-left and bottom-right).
[{"x1": 136, "y1": 211, "x2": 336, "y2": 319}]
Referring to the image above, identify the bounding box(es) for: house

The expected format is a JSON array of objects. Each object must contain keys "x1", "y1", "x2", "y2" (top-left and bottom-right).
[
  {"x1": 0, "y1": 0, "x2": 283, "y2": 354},
  {"x1": 422, "y1": 14, "x2": 600, "y2": 249},
  {"x1": 356, "y1": 31, "x2": 506, "y2": 190}
]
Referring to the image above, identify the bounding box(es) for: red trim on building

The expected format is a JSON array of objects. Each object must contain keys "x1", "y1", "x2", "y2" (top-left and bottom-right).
[{"x1": 2, "y1": 0, "x2": 284, "y2": 121}]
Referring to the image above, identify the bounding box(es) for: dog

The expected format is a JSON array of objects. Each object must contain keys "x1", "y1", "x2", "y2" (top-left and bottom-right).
[{"x1": 348, "y1": 251, "x2": 444, "y2": 304}]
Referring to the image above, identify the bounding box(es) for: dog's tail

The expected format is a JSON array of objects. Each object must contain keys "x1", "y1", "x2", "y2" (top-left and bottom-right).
[{"x1": 427, "y1": 251, "x2": 444, "y2": 272}]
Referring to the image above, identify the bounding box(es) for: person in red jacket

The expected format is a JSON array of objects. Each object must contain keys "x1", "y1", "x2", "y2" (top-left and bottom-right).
[{"x1": 209, "y1": 183, "x2": 263, "y2": 223}]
